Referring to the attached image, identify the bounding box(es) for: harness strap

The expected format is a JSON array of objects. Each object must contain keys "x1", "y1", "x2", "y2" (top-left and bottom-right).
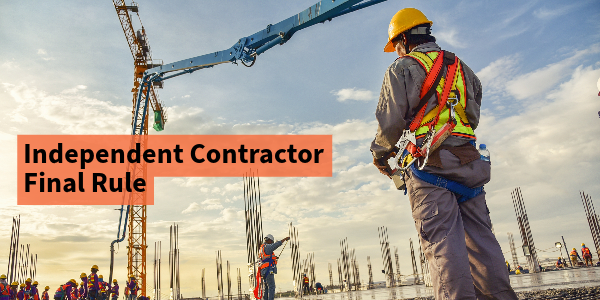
[
  {"x1": 409, "y1": 51, "x2": 446, "y2": 132},
  {"x1": 409, "y1": 164, "x2": 483, "y2": 203}
]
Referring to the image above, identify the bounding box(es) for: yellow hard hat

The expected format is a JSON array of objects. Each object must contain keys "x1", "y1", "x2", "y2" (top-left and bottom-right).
[
  {"x1": 11, "y1": 282, "x2": 18, "y2": 287},
  {"x1": 0, "y1": 275, "x2": 6, "y2": 279},
  {"x1": 45, "y1": 286, "x2": 49, "y2": 290},
  {"x1": 582, "y1": 243, "x2": 586, "y2": 246},
  {"x1": 573, "y1": 248, "x2": 577, "y2": 250},
  {"x1": 98, "y1": 275, "x2": 103, "y2": 279},
  {"x1": 80, "y1": 273, "x2": 87, "y2": 278},
  {"x1": 69, "y1": 279, "x2": 77, "y2": 285},
  {"x1": 20, "y1": 284, "x2": 25, "y2": 288},
  {"x1": 26, "y1": 278, "x2": 32, "y2": 283},
  {"x1": 112, "y1": 279, "x2": 117, "y2": 283},
  {"x1": 80, "y1": 282, "x2": 84, "y2": 286},
  {"x1": 91, "y1": 265, "x2": 99, "y2": 270},
  {"x1": 384, "y1": 8, "x2": 433, "y2": 52},
  {"x1": 33, "y1": 281, "x2": 38, "y2": 285}
]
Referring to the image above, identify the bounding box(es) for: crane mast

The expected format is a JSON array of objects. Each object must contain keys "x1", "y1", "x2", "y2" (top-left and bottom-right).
[{"x1": 112, "y1": 0, "x2": 167, "y2": 296}]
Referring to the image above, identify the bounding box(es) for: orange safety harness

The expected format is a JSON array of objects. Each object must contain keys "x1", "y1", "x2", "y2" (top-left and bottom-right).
[{"x1": 253, "y1": 244, "x2": 278, "y2": 299}]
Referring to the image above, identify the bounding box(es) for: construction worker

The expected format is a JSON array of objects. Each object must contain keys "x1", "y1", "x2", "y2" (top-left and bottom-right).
[
  {"x1": 108, "y1": 280, "x2": 118, "y2": 300},
  {"x1": 41, "y1": 287, "x2": 48, "y2": 300},
  {"x1": 78, "y1": 274, "x2": 87, "y2": 300},
  {"x1": 97, "y1": 276, "x2": 106, "y2": 300},
  {"x1": 124, "y1": 275, "x2": 138, "y2": 300},
  {"x1": 23, "y1": 279, "x2": 32, "y2": 300},
  {"x1": 581, "y1": 243, "x2": 593, "y2": 266},
  {"x1": 258, "y1": 234, "x2": 289, "y2": 300},
  {"x1": 9, "y1": 283, "x2": 18, "y2": 300},
  {"x1": 570, "y1": 248, "x2": 581, "y2": 266},
  {"x1": 0, "y1": 275, "x2": 10, "y2": 300},
  {"x1": 30, "y1": 281, "x2": 39, "y2": 300},
  {"x1": 17, "y1": 284, "x2": 25, "y2": 300},
  {"x1": 556, "y1": 257, "x2": 565, "y2": 269},
  {"x1": 69, "y1": 283, "x2": 77, "y2": 300},
  {"x1": 371, "y1": 8, "x2": 517, "y2": 300},
  {"x1": 54, "y1": 280, "x2": 76, "y2": 300},
  {"x1": 87, "y1": 266, "x2": 100, "y2": 300},
  {"x1": 315, "y1": 282, "x2": 324, "y2": 294},
  {"x1": 302, "y1": 274, "x2": 309, "y2": 294}
]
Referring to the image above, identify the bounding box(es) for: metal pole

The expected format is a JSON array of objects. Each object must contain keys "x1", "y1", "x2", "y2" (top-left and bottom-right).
[{"x1": 562, "y1": 236, "x2": 572, "y2": 267}]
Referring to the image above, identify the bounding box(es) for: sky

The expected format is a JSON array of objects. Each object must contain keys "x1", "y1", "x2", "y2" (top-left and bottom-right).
[{"x1": 1, "y1": 0, "x2": 600, "y2": 298}]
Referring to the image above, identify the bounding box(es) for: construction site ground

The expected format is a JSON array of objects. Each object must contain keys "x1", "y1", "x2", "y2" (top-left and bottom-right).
[{"x1": 280, "y1": 267, "x2": 600, "y2": 300}]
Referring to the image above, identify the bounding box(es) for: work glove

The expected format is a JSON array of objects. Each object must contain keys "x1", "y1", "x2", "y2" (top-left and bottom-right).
[{"x1": 373, "y1": 152, "x2": 396, "y2": 178}]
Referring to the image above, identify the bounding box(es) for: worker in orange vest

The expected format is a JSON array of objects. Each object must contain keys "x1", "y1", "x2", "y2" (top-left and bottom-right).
[
  {"x1": 570, "y1": 248, "x2": 581, "y2": 266},
  {"x1": 87, "y1": 266, "x2": 100, "y2": 300},
  {"x1": 23, "y1": 279, "x2": 32, "y2": 300},
  {"x1": 581, "y1": 243, "x2": 593, "y2": 266},
  {"x1": 124, "y1": 275, "x2": 138, "y2": 300},
  {"x1": 302, "y1": 274, "x2": 309, "y2": 294},
  {"x1": 40, "y1": 287, "x2": 48, "y2": 300},
  {"x1": 54, "y1": 280, "x2": 76, "y2": 300},
  {"x1": 30, "y1": 282, "x2": 39, "y2": 300},
  {"x1": 255, "y1": 234, "x2": 289, "y2": 300}
]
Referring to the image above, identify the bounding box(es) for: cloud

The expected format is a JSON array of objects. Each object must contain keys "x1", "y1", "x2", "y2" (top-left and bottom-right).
[
  {"x1": 37, "y1": 49, "x2": 47, "y2": 55},
  {"x1": 3, "y1": 83, "x2": 130, "y2": 134},
  {"x1": 331, "y1": 88, "x2": 375, "y2": 102},
  {"x1": 436, "y1": 28, "x2": 466, "y2": 49},
  {"x1": 182, "y1": 202, "x2": 201, "y2": 214}
]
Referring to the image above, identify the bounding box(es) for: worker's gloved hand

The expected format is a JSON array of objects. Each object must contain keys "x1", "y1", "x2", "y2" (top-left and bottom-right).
[
  {"x1": 373, "y1": 152, "x2": 396, "y2": 178},
  {"x1": 283, "y1": 236, "x2": 290, "y2": 242}
]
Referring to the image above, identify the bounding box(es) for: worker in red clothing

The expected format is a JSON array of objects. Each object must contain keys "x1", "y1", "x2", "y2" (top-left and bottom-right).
[
  {"x1": 302, "y1": 274, "x2": 309, "y2": 294},
  {"x1": 582, "y1": 243, "x2": 593, "y2": 266},
  {"x1": 0, "y1": 275, "x2": 10, "y2": 300},
  {"x1": 23, "y1": 279, "x2": 32, "y2": 300},
  {"x1": 87, "y1": 266, "x2": 100, "y2": 300},
  {"x1": 97, "y1": 276, "x2": 107, "y2": 300},
  {"x1": 41, "y1": 287, "x2": 49, "y2": 300},
  {"x1": 124, "y1": 275, "x2": 138, "y2": 300},
  {"x1": 570, "y1": 248, "x2": 582, "y2": 266},
  {"x1": 78, "y1": 274, "x2": 87, "y2": 300},
  {"x1": 108, "y1": 280, "x2": 118, "y2": 300}
]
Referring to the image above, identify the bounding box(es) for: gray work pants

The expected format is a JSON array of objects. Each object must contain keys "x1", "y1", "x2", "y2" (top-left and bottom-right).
[
  {"x1": 406, "y1": 149, "x2": 517, "y2": 300},
  {"x1": 262, "y1": 273, "x2": 275, "y2": 300}
]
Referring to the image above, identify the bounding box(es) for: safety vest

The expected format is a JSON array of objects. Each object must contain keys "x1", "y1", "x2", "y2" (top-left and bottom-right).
[
  {"x1": 41, "y1": 292, "x2": 48, "y2": 300},
  {"x1": 570, "y1": 250, "x2": 578, "y2": 257},
  {"x1": 303, "y1": 277, "x2": 309, "y2": 284},
  {"x1": 87, "y1": 275, "x2": 97, "y2": 291},
  {"x1": 110, "y1": 285, "x2": 118, "y2": 297},
  {"x1": 54, "y1": 285, "x2": 69, "y2": 299},
  {"x1": 124, "y1": 281, "x2": 137, "y2": 296},
  {"x1": 258, "y1": 244, "x2": 278, "y2": 271},
  {"x1": 0, "y1": 282, "x2": 10, "y2": 296},
  {"x1": 99, "y1": 283, "x2": 106, "y2": 294},
  {"x1": 582, "y1": 247, "x2": 591, "y2": 257},
  {"x1": 405, "y1": 50, "x2": 476, "y2": 140}
]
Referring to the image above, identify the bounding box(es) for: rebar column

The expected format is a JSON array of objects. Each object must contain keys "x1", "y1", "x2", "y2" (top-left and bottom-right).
[
  {"x1": 244, "y1": 171, "x2": 264, "y2": 294},
  {"x1": 367, "y1": 256, "x2": 373, "y2": 290},
  {"x1": 507, "y1": 232, "x2": 519, "y2": 268},
  {"x1": 409, "y1": 239, "x2": 419, "y2": 284},
  {"x1": 581, "y1": 191, "x2": 600, "y2": 259},
  {"x1": 328, "y1": 263, "x2": 333, "y2": 291},
  {"x1": 378, "y1": 227, "x2": 395, "y2": 287},
  {"x1": 512, "y1": 187, "x2": 540, "y2": 273},
  {"x1": 288, "y1": 223, "x2": 301, "y2": 298}
]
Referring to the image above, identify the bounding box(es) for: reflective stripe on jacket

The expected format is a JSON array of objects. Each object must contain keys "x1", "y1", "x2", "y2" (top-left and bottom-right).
[{"x1": 406, "y1": 51, "x2": 475, "y2": 140}]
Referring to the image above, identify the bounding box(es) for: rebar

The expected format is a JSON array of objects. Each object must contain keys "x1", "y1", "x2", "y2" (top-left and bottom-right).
[
  {"x1": 507, "y1": 232, "x2": 519, "y2": 268},
  {"x1": 244, "y1": 171, "x2": 264, "y2": 292},
  {"x1": 216, "y1": 250, "x2": 223, "y2": 300},
  {"x1": 581, "y1": 191, "x2": 600, "y2": 259},
  {"x1": 289, "y1": 223, "x2": 301, "y2": 298},
  {"x1": 409, "y1": 238, "x2": 419, "y2": 284},
  {"x1": 512, "y1": 187, "x2": 540, "y2": 273},
  {"x1": 377, "y1": 227, "x2": 395, "y2": 287},
  {"x1": 367, "y1": 256, "x2": 373, "y2": 290}
]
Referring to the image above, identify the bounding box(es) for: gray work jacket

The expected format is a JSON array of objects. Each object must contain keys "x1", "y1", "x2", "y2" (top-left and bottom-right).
[{"x1": 370, "y1": 42, "x2": 482, "y2": 159}]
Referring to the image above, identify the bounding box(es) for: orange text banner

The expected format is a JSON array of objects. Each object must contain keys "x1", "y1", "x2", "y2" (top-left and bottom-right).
[{"x1": 17, "y1": 135, "x2": 332, "y2": 205}]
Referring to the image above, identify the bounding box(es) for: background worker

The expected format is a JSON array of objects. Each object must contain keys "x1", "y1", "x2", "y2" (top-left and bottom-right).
[
  {"x1": 0, "y1": 275, "x2": 10, "y2": 300},
  {"x1": 23, "y1": 279, "x2": 32, "y2": 300},
  {"x1": 41, "y1": 287, "x2": 49, "y2": 300},
  {"x1": 30, "y1": 282, "x2": 39, "y2": 300},
  {"x1": 302, "y1": 274, "x2": 309, "y2": 294},
  {"x1": 54, "y1": 280, "x2": 76, "y2": 300},
  {"x1": 556, "y1": 257, "x2": 565, "y2": 269},
  {"x1": 97, "y1": 276, "x2": 106, "y2": 300},
  {"x1": 124, "y1": 275, "x2": 138, "y2": 300},
  {"x1": 78, "y1": 274, "x2": 87, "y2": 300},
  {"x1": 9, "y1": 282, "x2": 18, "y2": 300},
  {"x1": 17, "y1": 285, "x2": 25, "y2": 300},
  {"x1": 259, "y1": 234, "x2": 289, "y2": 300},
  {"x1": 108, "y1": 280, "x2": 118, "y2": 300},
  {"x1": 87, "y1": 266, "x2": 99, "y2": 300},
  {"x1": 581, "y1": 243, "x2": 593, "y2": 266},
  {"x1": 570, "y1": 248, "x2": 581, "y2": 266},
  {"x1": 371, "y1": 8, "x2": 517, "y2": 300}
]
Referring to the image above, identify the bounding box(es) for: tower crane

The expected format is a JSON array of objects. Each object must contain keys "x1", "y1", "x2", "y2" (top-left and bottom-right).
[
  {"x1": 110, "y1": 1, "x2": 166, "y2": 296},
  {"x1": 108, "y1": 0, "x2": 388, "y2": 297}
]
